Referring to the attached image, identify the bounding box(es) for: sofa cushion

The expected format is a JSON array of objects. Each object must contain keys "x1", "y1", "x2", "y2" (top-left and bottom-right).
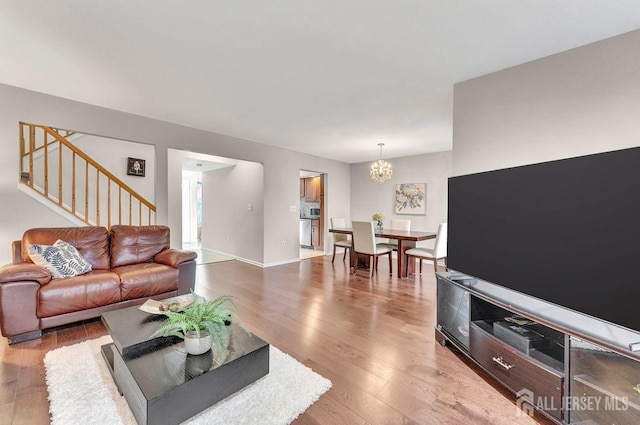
[
  {"x1": 110, "y1": 225, "x2": 170, "y2": 268},
  {"x1": 112, "y1": 263, "x2": 178, "y2": 300},
  {"x1": 22, "y1": 227, "x2": 110, "y2": 270},
  {"x1": 37, "y1": 270, "x2": 121, "y2": 318},
  {"x1": 28, "y1": 240, "x2": 92, "y2": 279}
]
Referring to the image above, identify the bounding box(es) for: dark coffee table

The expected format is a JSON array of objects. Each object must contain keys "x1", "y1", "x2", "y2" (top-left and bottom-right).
[{"x1": 101, "y1": 303, "x2": 270, "y2": 425}]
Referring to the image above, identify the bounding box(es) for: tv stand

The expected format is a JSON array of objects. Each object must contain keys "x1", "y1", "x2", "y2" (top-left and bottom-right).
[{"x1": 436, "y1": 271, "x2": 640, "y2": 424}]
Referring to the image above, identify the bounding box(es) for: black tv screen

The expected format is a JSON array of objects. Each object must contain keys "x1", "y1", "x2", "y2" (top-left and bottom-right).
[{"x1": 448, "y1": 147, "x2": 640, "y2": 333}]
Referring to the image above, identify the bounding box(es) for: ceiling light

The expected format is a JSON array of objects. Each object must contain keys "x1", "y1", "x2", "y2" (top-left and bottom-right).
[{"x1": 369, "y1": 143, "x2": 393, "y2": 183}]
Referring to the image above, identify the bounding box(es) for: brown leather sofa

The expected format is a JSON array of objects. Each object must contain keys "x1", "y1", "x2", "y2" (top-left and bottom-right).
[{"x1": 0, "y1": 225, "x2": 197, "y2": 344}]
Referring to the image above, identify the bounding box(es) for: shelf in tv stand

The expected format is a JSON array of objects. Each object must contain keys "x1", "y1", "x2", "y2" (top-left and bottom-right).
[{"x1": 573, "y1": 374, "x2": 640, "y2": 412}]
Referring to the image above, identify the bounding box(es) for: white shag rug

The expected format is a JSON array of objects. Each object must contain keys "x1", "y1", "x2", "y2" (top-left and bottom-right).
[{"x1": 44, "y1": 336, "x2": 331, "y2": 425}]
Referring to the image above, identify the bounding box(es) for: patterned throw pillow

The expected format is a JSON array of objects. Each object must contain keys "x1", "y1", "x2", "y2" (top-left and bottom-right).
[{"x1": 28, "y1": 239, "x2": 92, "y2": 279}]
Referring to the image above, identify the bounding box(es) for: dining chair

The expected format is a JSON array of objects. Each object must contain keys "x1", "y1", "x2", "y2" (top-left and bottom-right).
[
  {"x1": 351, "y1": 221, "x2": 393, "y2": 277},
  {"x1": 330, "y1": 217, "x2": 352, "y2": 263},
  {"x1": 382, "y1": 218, "x2": 411, "y2": 251},
  {"x1": 405, "y1": 223, "x2": 448, "y2": 274}
]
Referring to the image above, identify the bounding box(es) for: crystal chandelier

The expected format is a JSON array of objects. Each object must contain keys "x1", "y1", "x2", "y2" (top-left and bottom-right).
[{"x1": 369, "y1": 143, "x2": 393, "y2": 183}]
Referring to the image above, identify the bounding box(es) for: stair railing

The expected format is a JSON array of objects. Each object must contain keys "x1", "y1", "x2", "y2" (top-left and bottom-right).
[{"x1": 19, "y1": 122, "x2": 156, "y2": 227}]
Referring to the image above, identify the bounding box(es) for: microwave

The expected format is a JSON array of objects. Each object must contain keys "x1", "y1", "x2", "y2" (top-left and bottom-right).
[{"x1": 309, "y1": 208, "x2": 320, "y2": 216}]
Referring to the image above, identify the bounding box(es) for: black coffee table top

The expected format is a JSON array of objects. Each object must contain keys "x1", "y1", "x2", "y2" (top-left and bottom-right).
[
  {"x1": 102, "y1": 304, "x2": 269, "y2": 400},
  {"x1": 102, "y1": 305, "x2": 174, "y2": 356}
]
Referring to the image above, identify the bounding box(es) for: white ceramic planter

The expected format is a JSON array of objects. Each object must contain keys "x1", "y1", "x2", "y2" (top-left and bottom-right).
[{"x1": 184, "y1": 330, "x2": 212, "y2": 355}]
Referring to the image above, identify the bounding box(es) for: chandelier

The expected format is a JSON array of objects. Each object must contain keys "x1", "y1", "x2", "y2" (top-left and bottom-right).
[{"x1": 369, "y1": 143, "x2": 393, "y2": 183}]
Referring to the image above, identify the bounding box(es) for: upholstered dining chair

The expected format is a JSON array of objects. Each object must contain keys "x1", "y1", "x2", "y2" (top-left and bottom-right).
[
  {"x1": 405, "y1": 223, "x2": 448, "y2": 274},
  {"x1": 382, "y1": 218, "x2": 411, "y2": 251},
  {"x1": 330, "y1": 217, "x2": 352, "y2": 263},
  {"x1": 351, "y1": 221, "x2": 393, "y2": 277}
]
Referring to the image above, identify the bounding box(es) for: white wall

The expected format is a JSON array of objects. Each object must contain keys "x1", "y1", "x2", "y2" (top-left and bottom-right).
[
  {"x1": 181, "y1": 170, "x2": 200, "y2": 243},
  {"x1": 0, "y1": 83, "x2": 351, "y2": 266},
  {"x1": 349, "y1": 151, "x2": 452, "y2": 245},
  {"x1": 453, "y1": 29, "x2": 640, "y2": 176},
  {"x1": 73, "y1": 134, "x2": 155, "y2": 203},
  {"x1": 201, "y1": 159, "x2": 264, "y2": 264}
]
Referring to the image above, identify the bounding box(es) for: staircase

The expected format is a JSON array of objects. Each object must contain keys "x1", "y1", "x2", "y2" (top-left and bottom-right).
[{"x1": 19, "y1": 122, "x2": 156, "y2": 227}]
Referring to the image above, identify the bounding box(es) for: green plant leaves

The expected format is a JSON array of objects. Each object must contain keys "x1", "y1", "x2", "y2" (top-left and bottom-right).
[{"x1": 149, "y1": 293, "x2": 240, "y2": 358}]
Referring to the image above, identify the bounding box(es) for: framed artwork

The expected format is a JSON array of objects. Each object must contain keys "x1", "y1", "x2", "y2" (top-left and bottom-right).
[
  {"x1": 394, "y1": 183, "x2": 426, "y2": 215},
  {"x1": 127, "y1": 157, "x2": 145, "y2": 177}
]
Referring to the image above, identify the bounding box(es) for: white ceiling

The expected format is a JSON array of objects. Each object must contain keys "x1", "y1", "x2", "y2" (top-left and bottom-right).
[{"x1": 2, "y1": 1, "x2": 640, "y2": 164}]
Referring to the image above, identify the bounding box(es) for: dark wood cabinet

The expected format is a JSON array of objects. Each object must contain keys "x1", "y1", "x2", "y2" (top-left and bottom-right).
[{"x1": 470, "y1": 322, "x2": 563, "y2": 420}]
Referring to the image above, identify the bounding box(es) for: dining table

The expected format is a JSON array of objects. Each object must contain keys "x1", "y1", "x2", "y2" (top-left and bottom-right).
[{"x1": 329, "y1": 227, "x2": 436, "y2": 278}]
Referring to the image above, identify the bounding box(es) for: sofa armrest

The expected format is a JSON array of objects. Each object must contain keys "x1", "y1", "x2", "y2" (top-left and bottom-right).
[
  {"x1": 154, "y1": 249, "x2": 197, "y2": 268},
  {"x1": 0, "y1": 266, "x2": 42, "y2": 338},
  {"x1": 0, "y1": 263, "x2": 51, "y2": 285},
  {"x1": 177, "y1": 261, "x2": 196, "y2": 296}
]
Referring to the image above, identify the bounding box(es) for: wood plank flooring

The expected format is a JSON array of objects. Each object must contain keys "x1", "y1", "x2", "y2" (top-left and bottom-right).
[{"x1": 0, "y1": 256, "x2": 554, "y2": 425}]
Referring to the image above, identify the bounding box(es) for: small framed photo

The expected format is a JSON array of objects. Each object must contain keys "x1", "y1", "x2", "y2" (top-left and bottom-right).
[
  {"x1": 127, "y1": 157, "x2": 145, "y2": 177},
  {"x1": 395, "y1": 183, "x2": 426, "y2": 215}
]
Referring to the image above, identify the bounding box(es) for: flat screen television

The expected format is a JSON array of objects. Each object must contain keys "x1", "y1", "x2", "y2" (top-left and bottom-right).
[{"x1": 448, "y1": 147, "x2": 640, "y2": 334}]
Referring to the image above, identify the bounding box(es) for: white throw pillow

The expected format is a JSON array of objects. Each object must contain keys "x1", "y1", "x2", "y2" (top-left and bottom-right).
[{"x1": 28, "y1": 239, "x2": 92, "y2": 279}]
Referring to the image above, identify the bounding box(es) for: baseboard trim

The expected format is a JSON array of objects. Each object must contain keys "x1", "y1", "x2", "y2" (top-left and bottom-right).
[
  {"x1": 197, "y1": 248, "x2": 306, "y2": 268},
  {"x1": 262, "y1": 258, "x2": 301, "y2": 268}
]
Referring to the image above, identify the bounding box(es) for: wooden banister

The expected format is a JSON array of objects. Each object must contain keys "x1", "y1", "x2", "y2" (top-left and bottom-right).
[{"x1": 18, "y1": 122, "x2": 156, "y2": 227}]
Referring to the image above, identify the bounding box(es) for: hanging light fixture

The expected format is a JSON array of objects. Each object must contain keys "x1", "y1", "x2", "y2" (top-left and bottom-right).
[{"x1": 369, "y1": 143, "x2": 393, "y2": 183}]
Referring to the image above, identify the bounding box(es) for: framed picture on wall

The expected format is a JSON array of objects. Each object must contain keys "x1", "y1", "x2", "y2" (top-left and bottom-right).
[
  {"x1": 127, "y1": 157, "x2": 145, "y2": 177},
  {"x1": 394, "y1": 183, "x2": 426, "y2": 215}
]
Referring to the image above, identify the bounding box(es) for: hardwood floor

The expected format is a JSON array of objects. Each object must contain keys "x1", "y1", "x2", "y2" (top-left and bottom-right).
[{"x1": 0, "y1": 256, "x2": 554, "y2": 425}]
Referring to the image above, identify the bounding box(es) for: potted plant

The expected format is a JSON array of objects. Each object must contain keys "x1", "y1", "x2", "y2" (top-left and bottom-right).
[{"x1": 150, "y1": 293, "x2": 238, "y2": 356}]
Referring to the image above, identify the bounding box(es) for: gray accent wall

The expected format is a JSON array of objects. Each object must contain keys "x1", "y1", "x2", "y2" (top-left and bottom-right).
[{"x1": 453, "y1": 29, "x2": 640, "y2": 176}]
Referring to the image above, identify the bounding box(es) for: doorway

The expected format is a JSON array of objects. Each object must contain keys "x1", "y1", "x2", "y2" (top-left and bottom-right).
[
  {"x1": 299, "y1": 171, "x2": 326, "y2": 259},
  {"x1": 179, "y1": 154, "x2": 244, "y2": 265}
]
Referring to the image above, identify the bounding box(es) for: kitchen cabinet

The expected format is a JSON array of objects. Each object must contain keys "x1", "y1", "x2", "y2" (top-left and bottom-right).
[
  {"x1": 299, "y1": 179, "x2": 305, "y2": 197},
  {"x1": 311, "y1": 219, "x2": 320, "y2": 248},
  {"x1": 304, "y1": 177, "x2": 320, "y2": 202}
]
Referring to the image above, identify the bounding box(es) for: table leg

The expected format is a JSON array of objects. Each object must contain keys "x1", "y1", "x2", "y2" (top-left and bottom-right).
[{"x1": 397, "y1": 240, "x2": 417, "y2": 278}]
